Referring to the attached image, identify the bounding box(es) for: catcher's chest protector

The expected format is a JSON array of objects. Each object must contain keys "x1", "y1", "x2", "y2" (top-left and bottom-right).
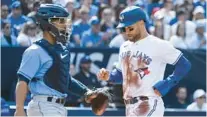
[{"x1": 35, "y1": 39, "x2": 71, "y2": 94}]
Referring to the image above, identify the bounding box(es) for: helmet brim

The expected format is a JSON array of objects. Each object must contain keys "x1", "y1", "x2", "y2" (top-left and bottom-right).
[
  {"x1": 116, "y1": 23, "x2": 125, "y2": 28},
  {"x1": 116, "y1": 21, "x2": 138, "y2": 28}
]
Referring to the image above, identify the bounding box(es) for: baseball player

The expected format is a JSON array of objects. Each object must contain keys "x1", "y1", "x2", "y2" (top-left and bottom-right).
[
  {"x1": 97, "y1": 6, "x2": 191, "y2": 116},
  {"x1": 14, "y1": 4, "x2": 100, "y2": 116}
]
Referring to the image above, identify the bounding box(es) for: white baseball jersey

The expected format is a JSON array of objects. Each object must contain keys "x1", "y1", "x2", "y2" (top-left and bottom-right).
[{"x1": 117, "y1": 35, "x2": 182, "y2": 99}]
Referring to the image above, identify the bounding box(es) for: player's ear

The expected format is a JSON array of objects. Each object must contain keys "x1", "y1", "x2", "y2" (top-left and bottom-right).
[{"x1": 138, "y1": 20, "x2": 145, "y2": 28}]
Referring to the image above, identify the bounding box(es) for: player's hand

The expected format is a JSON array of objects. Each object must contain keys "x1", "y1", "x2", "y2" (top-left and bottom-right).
[
  {"x1": 97, "y1": 68, "x2": 109, "y2": 81},
  {"x1": 14, "y1": 108, "x2": 26, "y2": 116},
  {"x1": 154, "y1": 89, "x2": 162, "y2": 96}
]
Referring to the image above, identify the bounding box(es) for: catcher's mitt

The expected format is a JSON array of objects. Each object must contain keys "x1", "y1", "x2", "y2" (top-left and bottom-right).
[{"x1": 84, "y1": 88, "x2": 112, "y2": 115}]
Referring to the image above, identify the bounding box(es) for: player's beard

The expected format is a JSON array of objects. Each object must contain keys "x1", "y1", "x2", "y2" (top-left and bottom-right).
[{"x1": 127, "y1": 33, "x2": 140, "y2": 42}]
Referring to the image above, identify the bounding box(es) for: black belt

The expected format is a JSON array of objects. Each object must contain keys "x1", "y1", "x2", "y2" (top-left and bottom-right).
[
  {"x1": 124, "y1": 96, "x2": 149, "y2": 105},
  {"x1": 47, "y1": 97, "x2": 66, "y2": 105}
]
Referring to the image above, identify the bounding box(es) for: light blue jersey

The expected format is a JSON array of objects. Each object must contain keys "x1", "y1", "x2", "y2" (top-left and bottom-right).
[{"x1": 17, "y1": 44, "x2": 67, "y2": 98}]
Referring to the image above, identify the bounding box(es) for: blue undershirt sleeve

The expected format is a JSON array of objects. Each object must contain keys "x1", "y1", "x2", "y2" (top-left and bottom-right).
[
  {"x1": 17, "y1": 74, "x2": 30, "y2": 84},
  {"x1": 68, "y1": 77, "x2": 89, "y2": 96},
  {"x1": 108, "y1": 68, "x2": 123, "y2": 84},
  {"x1": 153, "y1": 55, "x2": 191, "y2": 96}
]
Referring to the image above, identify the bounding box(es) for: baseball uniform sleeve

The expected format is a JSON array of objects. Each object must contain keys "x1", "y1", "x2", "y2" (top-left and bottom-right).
[
  {"x1": 160, "y1": 41, "x2": 182, "y2": 65},
  {"x1": 153, "y1": 55, "x2": 191, "y2": 96},
  {"x1": 108, "y1": 44, "x2": 123, "y2": 84},
  {"x1": 116, "y1": 44, "x2": 123, "y2": 71},
  {"x1": 68, "y1": 77, "x2": 88, "y2": 96},
  {"x1": 17, "y1": 48, "x2": 41, "y2": 80}
]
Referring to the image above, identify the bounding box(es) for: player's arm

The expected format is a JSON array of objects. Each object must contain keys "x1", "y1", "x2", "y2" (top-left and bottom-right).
[
  {"x1": 97, "y1": 45, "x2": 124, "y2": 84},
  {"x1": 109, "y1": 68, "x2": 123, "y2": 84},
  {"x1": 153, "y1": 55, "x2": 191, "y2": 96},
  {"x1": 97, "y1": 68, "x2": 123, "y2": 84},
  {"x1": 15, "y1": 75, "x2": 29, "y2": 116},
  {"x1": 15, "y1": 48, "x2": 40, "y2": 116},
  {"x1": 153, "y1": 42, "x2": 191, "y2": 96},
  {"x1": 68, "y1": 77, "x2": 100, "y2": 103},
  {"x1": 68, "y1": 77, "x2": 89, "y2": 96}
]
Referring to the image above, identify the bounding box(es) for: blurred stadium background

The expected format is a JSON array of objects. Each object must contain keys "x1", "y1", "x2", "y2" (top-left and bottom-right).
[{"x1": 1, "y1": 0, "x2": 206, "y2": 116}]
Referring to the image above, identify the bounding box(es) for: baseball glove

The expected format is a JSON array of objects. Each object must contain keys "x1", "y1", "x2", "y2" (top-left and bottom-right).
[{"x1": 84, "y1": 88, "x2": 111, "y2": 115}]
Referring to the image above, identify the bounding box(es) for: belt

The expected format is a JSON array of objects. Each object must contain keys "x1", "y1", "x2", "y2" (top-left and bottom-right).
[
  {"x1": 124, "y1": 96, "x2": 149, "y2": 105},
  {"x1": 47, "y1": 97, "x2": 66, "y2": 105},
  {"x1": 32, "y1": 96, "x2": 66, "y2": 105}
]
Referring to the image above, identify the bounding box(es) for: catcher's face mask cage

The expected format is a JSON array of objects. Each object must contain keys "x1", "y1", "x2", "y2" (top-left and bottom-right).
[
  {"x1": 48, "y1": 17, "x2": 73, "y2": 45},
  {"x1": 36, "y1": 4, "x2": 72, "y2": 45}
]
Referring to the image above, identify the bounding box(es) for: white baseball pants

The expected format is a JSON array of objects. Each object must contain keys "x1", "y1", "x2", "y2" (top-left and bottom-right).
[
  {"x1": 125, "y1": 96, "x2": 165, "y2": 117},
  {"x1": 27, "y1": 95, "x2": 67, "y2": 116}
]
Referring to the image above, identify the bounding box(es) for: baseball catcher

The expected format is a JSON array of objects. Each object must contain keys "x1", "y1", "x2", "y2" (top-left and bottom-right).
[{"x1": 14, "y1": 4, "x2": 110, "y2": 116}]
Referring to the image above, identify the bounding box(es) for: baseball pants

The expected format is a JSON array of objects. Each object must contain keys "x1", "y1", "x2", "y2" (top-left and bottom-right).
[
  {"x1": 125, "y1": 96, "x2": 165, "y2": 117},
  {"x1": 27, "y1": 95, "x2": 67, "y2": 116}
]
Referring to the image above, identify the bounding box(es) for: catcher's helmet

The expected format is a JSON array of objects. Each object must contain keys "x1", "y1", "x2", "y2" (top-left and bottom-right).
[
  {"x1": 117, "y1": 6, "x2": 147, "y2": 28},
  {"x1": 36, "y1": 4, "x2": 72, "y2": 45}
]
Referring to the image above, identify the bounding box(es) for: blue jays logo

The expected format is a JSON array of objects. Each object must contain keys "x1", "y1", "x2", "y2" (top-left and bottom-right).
[{"x1": 119, "y1": 14, "x2": 124, "y2": 21}]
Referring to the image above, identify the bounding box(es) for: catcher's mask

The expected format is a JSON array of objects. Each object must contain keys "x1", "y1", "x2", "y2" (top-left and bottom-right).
[{"x1": 36, "y1": 4, "x2": 72, "y2": 45}]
